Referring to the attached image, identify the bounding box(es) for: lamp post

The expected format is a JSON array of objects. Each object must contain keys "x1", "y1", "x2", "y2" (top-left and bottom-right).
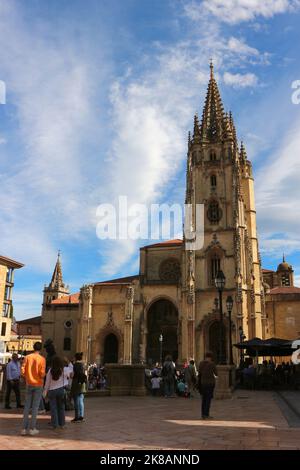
[
  {"x1": 226, "y1": 295, "x2": 234, "y2": 365},
  {"x1": 159, "y1": 334, "x2": 163, "y2": 366},
  {"x1": 87, "y1": 335, "x2": 92, "y2": 366},
  {"x1": 215, "y1": 270, "x2": 226, "y2": 364},
  {"x1": 238, "y1": 327, "x2": 246, "y2": 366}
]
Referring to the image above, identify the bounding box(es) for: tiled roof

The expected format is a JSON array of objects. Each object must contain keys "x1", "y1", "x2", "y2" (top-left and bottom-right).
[
  {"x1": 17, "y1": 316, "x2": 41, "y2": 324},
  {"x1": 94, "y1": 275, "x2": 139, "y2": 286},
  {"x1": 51, "y1": 293, "x2": 80, "y2": 304},
  {"x1": 269, "y1": 286, "x2": 300, "y2": 295},
  {"x1": 262, "y1": 268, "x2": 275, "y2": 273},
  {"x1": 142, "y1": 239, "x2": 183, "y2": 249}
]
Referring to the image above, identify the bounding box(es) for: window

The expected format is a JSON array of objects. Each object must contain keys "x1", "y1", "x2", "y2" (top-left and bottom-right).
[
  {"x1": 159, "y1": 258, "x2": 181, "y2": 282},
  {"x1": 281, "y1": 274, "x2": 290, "y2": 287},
  {"x1": 207, "y1": 201, "x2": 222, "y2": 224},
  {"x1": 4, "y1": 285, "x2": 11, "y2": 301},
  {"x1": 6, "y1": 268, "x2": 13, "y2": 283},
  {"x1": 2, "y1": 302, "x2": 10, "y2": 318},
  {"x1": 27, "y1": 327, "x2": 32, "y2": 335},
  {"x1": 63, "y1": 337, "x2": 71, "y2": 351},
  {"x1": 211, "y1": 256, "x2": 221, "y2": 285},
  {"x1": 210, "y1": 175, "x2": 217, "y2": 187},
  {"x1": 210, "y1": 151, "x2": 217, "y2": 161},
  {"x1": 1, "y1": 322, "x2": 6, "y2": 337}
]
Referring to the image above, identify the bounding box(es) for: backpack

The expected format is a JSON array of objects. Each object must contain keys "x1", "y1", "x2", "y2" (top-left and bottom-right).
[{"x1": 161, "y1": 362, "x2": 175, "y2": 378}]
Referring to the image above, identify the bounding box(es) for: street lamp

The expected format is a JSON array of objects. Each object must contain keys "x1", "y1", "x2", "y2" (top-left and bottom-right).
[
  {"x1": 215, "y1": 270, "x2": 226, "y2": 364},
  {"x1": 226, "y1": 295, "x2": 234, "y2": 365},
  {"x1": 159, "y1": 334, "x2": 163, "y2": 366}
]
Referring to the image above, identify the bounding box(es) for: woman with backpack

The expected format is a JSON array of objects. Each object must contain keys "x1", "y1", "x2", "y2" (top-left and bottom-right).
[
  {"x1": 43, "y1": 355, "x2": 69, "y2": 429},
  {"x1": 71, "y1": 352, "x2": 87, "y2": 423}
]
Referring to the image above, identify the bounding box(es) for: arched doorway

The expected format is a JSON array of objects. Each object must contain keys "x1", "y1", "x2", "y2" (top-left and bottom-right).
[
  {"x1": 103, "y1": 333, "x2": 118, "y2": 364},
  {"x1": 209, "y1": 321, "x2": 226, "y2": 363},
  {"x1": 146, "y1": 299, "x2": 178, "y2": 364}
]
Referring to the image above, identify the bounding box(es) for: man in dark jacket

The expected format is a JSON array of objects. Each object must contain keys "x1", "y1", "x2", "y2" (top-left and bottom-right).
[
  {"x1": 161, "y1": 355, "x2": 176, "y2": 397},
  {"x1": 198, "y1": 352, "x2": 218, "y2": 419}
]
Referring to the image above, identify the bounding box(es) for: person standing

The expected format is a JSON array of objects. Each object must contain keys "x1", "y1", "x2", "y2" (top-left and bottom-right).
[
  {"x1": 161, "y1": 355, "x2": 176, "y2": 398},
  {"x1": 71, "y1": 352, "x2": 87, "y2": 423},
  {"x1": 5, "y1": 353, "x2": 22, "y2": 409},
  {"x1": 21, "y1": 342, "x2": 46, "y2": 436},
  {"x1": 43, "y1": 356, "x2": 69, "y2": 429},
  {"x1": 184, "y1": 359, "x2": 197, "y2": 398},
  {"x1": 198, "y1": 352, "x2": 218, "y2": 419}
]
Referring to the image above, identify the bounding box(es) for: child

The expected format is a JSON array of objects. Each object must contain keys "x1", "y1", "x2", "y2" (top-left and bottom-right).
[{"x1": 151, "y1": 374, "x2": 161, "y2": 396}]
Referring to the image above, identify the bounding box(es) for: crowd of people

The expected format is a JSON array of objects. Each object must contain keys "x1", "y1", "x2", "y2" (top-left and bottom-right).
[
  {"x1": 2, "y1": 341, "x2": 105, "y2": 436},
  {"x1": 87, "y1": 363, "x2": 107, "y2": 390},
  {"x1": 238, "y1": 359, "x2": 300, "y2": 390},
  {"x1": 147, "y1": 353, "x2": 218, "y2": 419}
]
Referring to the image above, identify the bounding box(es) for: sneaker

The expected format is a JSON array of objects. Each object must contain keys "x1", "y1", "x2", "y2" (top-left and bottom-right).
[
  {"x1": 71, "y1": 418, "x2": 80, "y2": 423},
  {"x1": 5, "y1": 405, "x2": 12, "y2": 410},
  {"x1": 20, "y1": 429, "x2": 27, "y2": 436},
  {"x1": 38, "y1": 410, "x2": 46, "y2": 414},
  {"x1": 29, "y1": 429, "x2": 39, "y2": 436},
  {"x1": 78, "y1": 417, "x2": 85, "y2": 422},
  {"x1": 17, "y1": 404, "x2": 24, "y2": 408}
]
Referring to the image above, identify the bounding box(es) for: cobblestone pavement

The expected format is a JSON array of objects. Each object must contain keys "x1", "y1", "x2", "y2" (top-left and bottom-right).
[{"x1": 0, "y1": 391, "x2": 300, "y2": 450}]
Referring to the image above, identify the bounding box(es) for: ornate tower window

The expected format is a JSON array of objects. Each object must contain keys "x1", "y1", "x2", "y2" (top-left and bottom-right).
[
  {"x1": 208, "y1": 253, "x2": 221, "y2": 286},
  {"x1": 159, "y1": 258, "x2": 181, "y2": 282},
  {"x1": 207, "y1": 200, "x2": 222, "y2": 224},
  {"x1": 210, "y1": 151, "x2": 217, "y2": 161},
  {"x1": 210, "y1": 175, "x2": 217, "y2": 188}
]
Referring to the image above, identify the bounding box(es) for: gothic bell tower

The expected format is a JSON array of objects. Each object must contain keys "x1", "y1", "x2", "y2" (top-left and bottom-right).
[
  {"x1": 43, "y1": 252, "x2": 70, "y2": 305},
  {"x1": 184, "y1": 63, "x2": 265, "y2": 361}
]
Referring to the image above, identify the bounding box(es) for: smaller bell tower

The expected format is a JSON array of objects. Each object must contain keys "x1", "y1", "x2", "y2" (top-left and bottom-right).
[{"x1": 43, "y1": 251, "x2": 70, "y2": 305}]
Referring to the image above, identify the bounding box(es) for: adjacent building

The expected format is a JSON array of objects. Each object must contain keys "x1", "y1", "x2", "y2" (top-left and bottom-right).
[{"x1": 0, "y1": 255, "x2": 24, "y2": 354}]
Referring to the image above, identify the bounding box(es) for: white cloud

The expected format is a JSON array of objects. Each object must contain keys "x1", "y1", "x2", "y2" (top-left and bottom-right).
[
  {"x1": 184, "y1": 0, "x2": 300, "y2": 24},
  {"x1": 0, "y1": 0, "x2": 109, "y2": 271},
  {"x1": 256, "y1": 117, "x2": 300, "y2": 256},
  {"x1": 223, "y1": 71, "x2": 258, "y2": 87}
]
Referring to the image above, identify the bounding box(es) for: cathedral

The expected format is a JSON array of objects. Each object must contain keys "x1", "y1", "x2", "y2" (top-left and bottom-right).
[{"x1": 41, "y1": 65, "x2": 300, "y2": 365}]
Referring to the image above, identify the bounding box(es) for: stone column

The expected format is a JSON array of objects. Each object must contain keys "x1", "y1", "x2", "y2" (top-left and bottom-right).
[
  {"x1": 123, "y1": 286, "x2": 134, "y2": 364},
  {"x1": 215, "y1": 364, "x2": 236, "y2": 399},
  {"x1": 77, "y1": 284, "x2": 93, "y2": 363}
]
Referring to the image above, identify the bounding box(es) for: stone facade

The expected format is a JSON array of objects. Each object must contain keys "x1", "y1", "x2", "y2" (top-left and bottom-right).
[{"x1": 41, "y1": 66, "x2": 299, "y2": 366}]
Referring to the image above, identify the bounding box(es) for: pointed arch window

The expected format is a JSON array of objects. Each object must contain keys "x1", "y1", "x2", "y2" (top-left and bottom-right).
[
  {"x1": 209, "y1": 253, "x2": 221, "y2": 286},
  {"x1": 210, "y1": 151, "x2": 217, "y2": 161},
  {"x1": 207, "y1": 200, "x2": 222, "y2": 224},
  {"x1": 210, "y1": 175, "x2": 217, "y2": 187}
]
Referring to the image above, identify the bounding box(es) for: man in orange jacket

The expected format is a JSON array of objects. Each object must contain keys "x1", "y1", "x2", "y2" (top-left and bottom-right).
[{"x1": 21, "y1": 341, "x2": 46, "y2": 436}]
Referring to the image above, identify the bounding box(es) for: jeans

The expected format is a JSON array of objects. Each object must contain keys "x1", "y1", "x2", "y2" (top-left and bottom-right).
[
  {"x1": 48, "y1": 387, "x2": 65, "y2": 427},
  {"x1": 23, "y1": 385, "x2": 43, "y2": 430},
  {"x1": 74, "y1": 393, "x2": 84, "y2": 419},
  {"x1": 201, "y1": 384, "x2": 215, "y2": 417},
  {"x1": 164, "y1": 377, "x2": 175, "y2": 397},
  {"x1": 5, "y1": 379, "x2": 21, "y2": 407}
]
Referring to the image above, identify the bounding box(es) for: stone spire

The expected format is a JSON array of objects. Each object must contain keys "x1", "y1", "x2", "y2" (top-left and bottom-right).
[
  {"x1": 193, "y1": 113, "x2": 201, "y2": 143},
  {"x1": 240, "y1": 141, "x2": 247, "y2": 163},
  {"x1": 49, "y1": 251, "x2": 65, "y2": 290},
  {"x1": 200, "y1": 61, "x2": 225, "y2": 142},
  {"x1": 43, "y1": 251, "x2": 70, "y2": 304}
]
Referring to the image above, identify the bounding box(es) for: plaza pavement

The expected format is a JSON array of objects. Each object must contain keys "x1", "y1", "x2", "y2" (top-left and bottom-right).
[{"x1": 0, "y1": 390, "x2": 300, "y2": 450}]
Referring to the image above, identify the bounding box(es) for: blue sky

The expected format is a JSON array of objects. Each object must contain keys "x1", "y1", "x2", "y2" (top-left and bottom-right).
[{"x1": 1, "y1": 0, "x2": 300, "y2": 319}]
